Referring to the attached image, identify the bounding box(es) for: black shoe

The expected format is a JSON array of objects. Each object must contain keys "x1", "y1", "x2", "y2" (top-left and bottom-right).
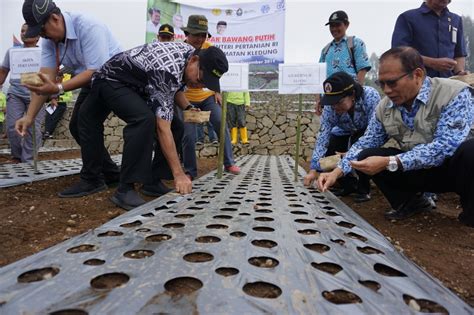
[
  {"x1": 58, "y1": 180, "x2": 107, "y2": 198},
  {"x1": 332, "y1": 187, "x2": 356, "y2": 197},
  {"x1": 354, "y1": 193, "x2": 371, "y2": 203},
  {"x1": 110, "y1": 189, "x2": 146, "y2": 211},
  {"x1": 141, "y1": 180, "x2": 172, "y2": 197},
  {"x1": 103, "y1": 173, "x2": 120, "y2": 186},
  {"x1": 384, "y1": 195, "x2": 432, "y2": 221}
]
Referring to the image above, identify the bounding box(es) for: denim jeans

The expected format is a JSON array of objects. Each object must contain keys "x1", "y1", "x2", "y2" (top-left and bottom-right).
[
  {"x1": 182, "y1": 96, "x2": 235, "y2": 178},
  {"x1": 196, "y1": 121, "x2": 217, "y2": 142}
]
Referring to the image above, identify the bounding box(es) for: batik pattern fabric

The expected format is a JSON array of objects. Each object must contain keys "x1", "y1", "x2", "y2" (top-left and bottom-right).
[
  {"x1": 339, "y1": 77, "x2": 474, "y2": 174},
  {"x1": 310, "y1": 86, "x2": 380, "y2": 171},
  {"x1": 94, "y1": 42, "x2": 194, "y2": 121}
]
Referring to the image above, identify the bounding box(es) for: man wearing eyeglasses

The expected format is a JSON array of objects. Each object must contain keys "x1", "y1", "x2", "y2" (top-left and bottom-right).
[
  {"x1": 317, "y1": 47, "x2": 474, "y2": 227},
  {"x1": 16, "y1": 0, "x2": 123, "y2": 197},
  {"x1": 392, "y1": 0, "x2": 467, "y2": 78}
]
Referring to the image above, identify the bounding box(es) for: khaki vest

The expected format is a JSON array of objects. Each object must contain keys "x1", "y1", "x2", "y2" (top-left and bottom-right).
[{"x1": 376, "y1": 77, "x2": 469, "y2": 151}]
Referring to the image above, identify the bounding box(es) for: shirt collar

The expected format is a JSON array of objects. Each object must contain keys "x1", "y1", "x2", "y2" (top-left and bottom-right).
[
  {"x1": 63, "y1": 12, "x2": 78, "y2": 40},
  {"x1": 332, "y1": 35, "x2": 348, "y2": 45},
  {"x1": 386, "y1": 77, "x2": 431, "y2": 109},
  {"x1": 420, "y1": 2, "x2": 449, "y2": 16}
]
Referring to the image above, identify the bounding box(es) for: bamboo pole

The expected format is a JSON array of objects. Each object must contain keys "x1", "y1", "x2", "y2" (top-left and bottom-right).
[
  {"x1": 217, "y1": 92, "x2": 228, "y2": 179},
  {"x1": 294, "y1": 94, "x2": 303, "y2": 182}
]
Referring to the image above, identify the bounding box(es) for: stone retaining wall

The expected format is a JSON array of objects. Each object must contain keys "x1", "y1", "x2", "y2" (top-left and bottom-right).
[{"x1": 43, "y1": 91, "x2": 320, "y2": 160}]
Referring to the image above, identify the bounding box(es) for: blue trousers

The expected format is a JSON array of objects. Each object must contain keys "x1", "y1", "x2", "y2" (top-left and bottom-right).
[
  {"x1": 182, "y1": 96, "x2": 234, "y2": 178},
  {"x1": 196, "y1": 121, "x2": 217, "y2": 142}
]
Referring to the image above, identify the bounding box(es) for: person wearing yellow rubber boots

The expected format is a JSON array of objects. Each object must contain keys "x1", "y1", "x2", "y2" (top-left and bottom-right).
[{"x1": 226, "y1": 91, "x2": 250, "y2": 144}]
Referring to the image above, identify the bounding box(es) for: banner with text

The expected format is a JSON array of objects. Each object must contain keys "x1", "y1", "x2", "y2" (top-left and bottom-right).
[{"x1": 146, "y1": 0, "x2": 285, "y2": 90}]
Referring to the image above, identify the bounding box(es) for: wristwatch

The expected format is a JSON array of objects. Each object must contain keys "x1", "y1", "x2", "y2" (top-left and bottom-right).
[
  {"x1": 56, "y1": 83, "x2": 65, "y2": 95},
  {"x1": 185, "y1": 104, "x2": 195, "y2": 111},
  {"x1": 387, "y1": 156, "x2": 398, "y2": 172}
]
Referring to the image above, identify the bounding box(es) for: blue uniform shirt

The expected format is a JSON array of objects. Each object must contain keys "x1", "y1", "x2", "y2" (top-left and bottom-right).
[
  {"x1": 339, "y1": 77, "x2": 474, "y2": 174},
  {"x1": 41, "y1": 12, "x2": 122, "y2": 75},
  {"x1": 319, "y1": 36, "x2": 371, "y2": 79},
  {"x1": 391, "y1": 3, "x2": 466, "y2": 78},
  {"x1": 310, "y1": 86, "x2": 380, "y2": 171}
]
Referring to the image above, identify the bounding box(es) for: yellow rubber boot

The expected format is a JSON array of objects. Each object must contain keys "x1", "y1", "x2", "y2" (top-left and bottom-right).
[
  {"x1": 240, "y1": 127, "x2": 249, "y2": 144},
  {"x1": 231, "y1": 127, "x2": 238, "y2": 145}
]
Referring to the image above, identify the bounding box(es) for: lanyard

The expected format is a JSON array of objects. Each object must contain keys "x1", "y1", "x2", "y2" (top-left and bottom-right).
[{"x1": 54, "y1": 39, "x2": 68, "y2": 83}]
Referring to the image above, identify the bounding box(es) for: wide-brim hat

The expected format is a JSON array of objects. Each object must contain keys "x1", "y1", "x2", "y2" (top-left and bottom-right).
[{"x1": 182, "y1": 14, "x2": 212, "y2": 37}]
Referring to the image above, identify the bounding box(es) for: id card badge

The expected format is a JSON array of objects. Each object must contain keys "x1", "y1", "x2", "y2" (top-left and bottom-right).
[{"x1": 452, "y1": 27, "x2": 458, "y2": 44}]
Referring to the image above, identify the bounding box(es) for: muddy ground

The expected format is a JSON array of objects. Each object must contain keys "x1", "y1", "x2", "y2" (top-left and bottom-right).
[{"x1": 0, "y1": 150, "x2": 472, "y2": 306}]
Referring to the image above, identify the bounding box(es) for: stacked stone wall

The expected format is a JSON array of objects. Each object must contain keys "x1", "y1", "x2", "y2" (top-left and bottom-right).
[{"x1": 43, "y1": 91, "x2": 320, "y2": 160}]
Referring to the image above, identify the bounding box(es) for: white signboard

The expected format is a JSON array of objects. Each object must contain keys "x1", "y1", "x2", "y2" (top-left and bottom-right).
[
  {"x1": 278, "y1": 63, "x2": 326, "y2": 94},
  {"x1": 220, "y1": 63, "x2": 249, "y2": 92},
  {"x1": 9, "y1": 47, "x2": 41, "y2": 80}
]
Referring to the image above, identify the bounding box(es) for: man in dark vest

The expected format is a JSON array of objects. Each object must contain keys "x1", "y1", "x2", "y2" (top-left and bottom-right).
[{"x1": 317, "y1": 46, "x2": 474, "y2": 227}]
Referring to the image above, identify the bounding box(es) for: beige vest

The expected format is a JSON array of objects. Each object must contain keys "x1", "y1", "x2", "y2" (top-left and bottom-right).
[{"x1": 376, "y1": 77, "x2": 469, "y2": 151}]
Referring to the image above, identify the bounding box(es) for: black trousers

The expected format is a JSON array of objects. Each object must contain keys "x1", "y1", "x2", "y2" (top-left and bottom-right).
[
  {"x1": 44, "y1": 102, "x2": 67, "y2": 134},
  {"x1": 327, "y1": 130, "x2": 369, "y2": 194},
  {"x1": 151, "y1": 105, "x2": 184, "y2": 181},
  {"x1": 357, "y1": 139, "x2": 474, "y2": 226},
  {"x1": 70, "y1": 86, "x2": 119, "y2": 178},
  {"x1": 78, "y1": 80, "x2": 155, "y2": 185}
]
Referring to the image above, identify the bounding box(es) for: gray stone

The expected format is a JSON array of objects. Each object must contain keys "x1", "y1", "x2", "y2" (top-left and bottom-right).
[
  {"x1": 246, "y1": 115, "x2": 256, "y2": 124},
  {"x1": 262, "y1": 116, "x2": 273, "y2": 128},
  {"x1": 285, "y1": 128, "x2": 297, "y2": 137},
  {"x1": 271, "y1": 133, "x2": 286, "y2": 142},
  {"x1": 269, "y1": 126, "x2": 280, "y2": 135},
  {"x1": 275, "y1": 115, "x2": 287, "y2": 126}
]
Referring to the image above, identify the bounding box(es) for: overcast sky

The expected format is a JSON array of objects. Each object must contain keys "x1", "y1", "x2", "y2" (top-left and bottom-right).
[{"x1": 284, "y1": 0, "x2": 473, "y2": 62}]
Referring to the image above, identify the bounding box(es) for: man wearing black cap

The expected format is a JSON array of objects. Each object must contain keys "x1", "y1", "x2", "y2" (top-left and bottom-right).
[
  {"x1": 317, "y1": 47, "x2": 474, "y2": 226},
  {"x1": 77, "y1": 42, "x2": 229, "y2": 210},
  {"x1": 304, "y1": 72, "x2": 380, "y2": 202},
  {"x1": 16, "y1": 0, "x2": 123, "y2": 197},
  {"x1": 158, "y1": 24, "x2": 174, "y2": 42},
  {"x1": 181, "y1": 15, "x2": 241, "y2": 178},
  {"x1": 315, "y1": 10, "x2": 371, "y2": 115}
]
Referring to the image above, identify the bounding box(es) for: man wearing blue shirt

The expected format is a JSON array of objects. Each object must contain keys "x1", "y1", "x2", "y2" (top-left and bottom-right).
[
  {"x1": 315, "y1": 10, "x2": 371, "y2": 115},
  {"x1": 391, "y1": 0, "x2": 467, "y2": 78},
  {"x1": 16, "y1": 0, "x2": 123, "y2": 197},
  {"x1": 317, "y1": 47, "x2": 474, "y2": 227}
]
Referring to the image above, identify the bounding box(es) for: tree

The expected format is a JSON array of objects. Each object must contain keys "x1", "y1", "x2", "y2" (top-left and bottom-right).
[{"x1": 462, "y1": 15, "x2": 473, "y2": 72}]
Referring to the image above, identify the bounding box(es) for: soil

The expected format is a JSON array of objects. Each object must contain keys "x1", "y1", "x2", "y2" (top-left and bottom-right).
[{"x1": 0, "y1": 151, "x2": 473, "y2": 306}]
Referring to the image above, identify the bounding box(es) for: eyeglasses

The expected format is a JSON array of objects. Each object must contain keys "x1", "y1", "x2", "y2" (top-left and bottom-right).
[{"x1": 375, "y1": 72, "x2": 412, "y2": 89}]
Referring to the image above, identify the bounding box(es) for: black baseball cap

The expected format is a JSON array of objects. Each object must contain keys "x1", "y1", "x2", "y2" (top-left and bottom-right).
[
  {"x1": 197, "y1": 46, "x2": 228, "y2": 93},
  {"x1": 22, "y1": 0, "x2": 58, "y2": 38},
  {"x1": 325, "y1": 10, "x2": 349, "y2": 25},
  {"x1": 321, "y1": 72, "x2": 355, "y2": 105},
  {"x1": 159, "y1": 24, "x2": 174, "y2": 36}
]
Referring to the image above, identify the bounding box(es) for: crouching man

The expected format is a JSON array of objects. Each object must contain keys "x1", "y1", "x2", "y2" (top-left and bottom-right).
[
  {"x1": 77, "y1": 42, "x2": 228, "y2": 210},
  {"x1": 317, "y1": 46, "x2": 474, "y2": 227}
]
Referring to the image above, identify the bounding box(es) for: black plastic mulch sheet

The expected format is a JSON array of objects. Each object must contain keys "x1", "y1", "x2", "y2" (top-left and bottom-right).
[
  {"x1": 0, "y1": 155, "x2": 122, "y2": 188},
  {"x1": 0, "y1": 155, "x2": 471, "y2": 314}
]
